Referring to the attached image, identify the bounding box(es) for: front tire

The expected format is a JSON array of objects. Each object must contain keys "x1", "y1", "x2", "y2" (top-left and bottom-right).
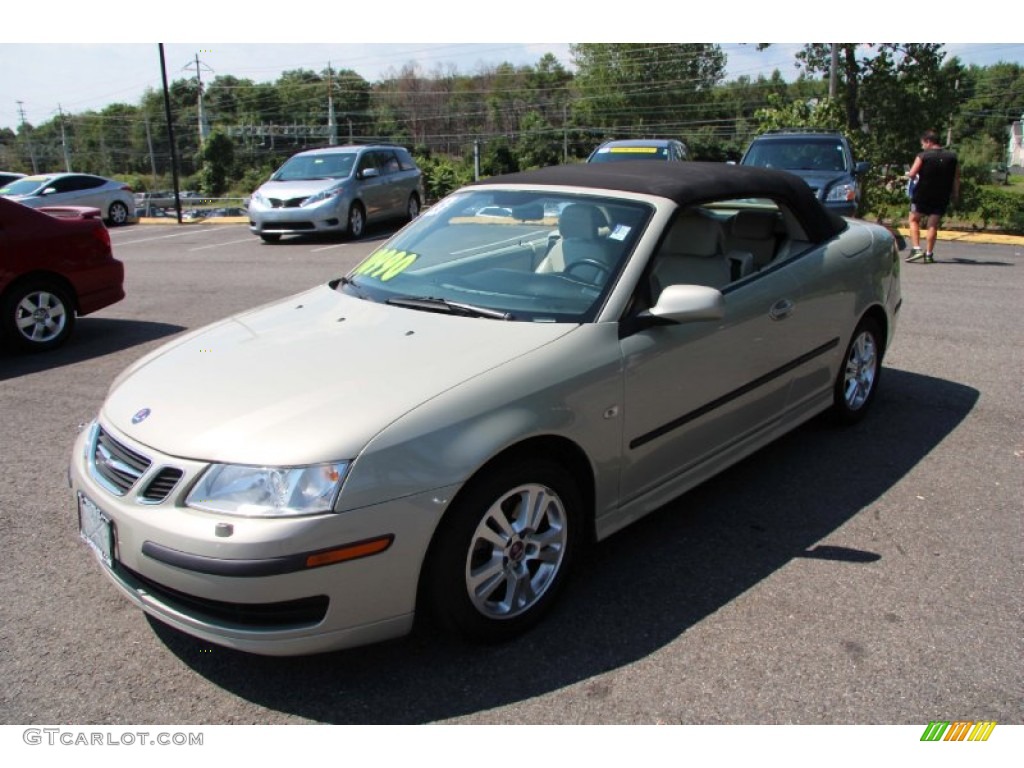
[
  {"x1": 1, "y1": 280, "x2": 76, "y2": 352},
  {"x1": 833, "y1": 317, "x2": 882, "y2": 424},
  {"x1": 347, "y1": 202, "x2": 366, "y2": 239},
  {"x1": 424, "y1": 459, "x2": 581, "y2": 643},
  {"x1": 108, "y1": 201, "x2": 130, "y2": 226}
]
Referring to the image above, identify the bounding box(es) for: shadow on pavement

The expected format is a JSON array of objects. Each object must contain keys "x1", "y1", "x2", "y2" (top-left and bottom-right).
[
  {"x1": 153, "y1": 366, "x2": 978, "y2": 723},
  {"x1": 0, "y1": 318, "x2": 185, "y2": 381}
]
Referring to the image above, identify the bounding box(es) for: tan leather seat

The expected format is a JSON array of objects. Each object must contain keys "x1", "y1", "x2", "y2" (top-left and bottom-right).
[
  {"x1": 726, "y1": 209, "x2": 780, "y2": 270},
  {"x1": 650, "y1": 209, "x2": 730, "y2": 299},
  {"x1": 537, "y1": 204, "x2": 618, "y2": 280}
]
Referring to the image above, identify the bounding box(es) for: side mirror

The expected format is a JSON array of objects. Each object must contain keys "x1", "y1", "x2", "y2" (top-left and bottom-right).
[
  {"x1": 360, "y1": 167, "x2": 380, "y2": 180},
  {"x1": 854, "y1": 161, "x2": 871, "y2": 176},
  {"x1": 41, "y1": 187, "x2": 58, "y2": 196},
  {"x1": 648, "y1": 284, "x2": 725, "y2": 323}
]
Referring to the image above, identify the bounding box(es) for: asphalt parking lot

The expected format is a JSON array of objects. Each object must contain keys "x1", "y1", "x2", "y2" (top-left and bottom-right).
[{"x1": 1, "y1": 223, "x2": 1021, "y2": 725}]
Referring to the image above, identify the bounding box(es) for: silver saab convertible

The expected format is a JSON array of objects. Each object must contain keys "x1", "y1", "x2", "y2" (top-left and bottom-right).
[{"x1": 70, "y1": 162, "x2": 901, "y2": 655}]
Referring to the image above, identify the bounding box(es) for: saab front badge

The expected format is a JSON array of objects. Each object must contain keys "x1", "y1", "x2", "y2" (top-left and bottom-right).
[{"x1": 131, "y1": 408, "x2": 151, "y2": 425}]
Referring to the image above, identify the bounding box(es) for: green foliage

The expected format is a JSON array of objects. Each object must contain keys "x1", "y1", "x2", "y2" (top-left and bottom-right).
[
  {"x1": 415, "y1": 154, "x2": 473, "y2": 203},
  {"x1": 196, "y1": 130, "x2": 235, "y2": 197},
  {"x1": 571, "y1": 44, "x2": 726, "y2": 132}
]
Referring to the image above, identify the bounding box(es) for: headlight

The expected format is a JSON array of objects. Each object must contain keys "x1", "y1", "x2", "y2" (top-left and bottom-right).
[
  {"x1": 301, "y1": 186, "x2": 344, "y2": 207},
  {"x1": 251, "y1": 191, "x2": 268, "y2": 206},
  {"x1": 827, "y1": 183, "x2": 857, "y2": 202},
  {"x1": 186, "y1": 462, "x2": 350, "y2": 517}
]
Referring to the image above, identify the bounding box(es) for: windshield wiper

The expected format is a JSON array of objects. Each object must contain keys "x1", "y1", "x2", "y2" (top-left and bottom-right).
[{"x1": 386, "y1": 296, "x2": 513, "y2": 320}]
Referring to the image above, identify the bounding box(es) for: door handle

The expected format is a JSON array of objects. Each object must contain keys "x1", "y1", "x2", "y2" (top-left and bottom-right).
[{"x1": 769, "y1": 299, "x2": 794, "y2": 321}]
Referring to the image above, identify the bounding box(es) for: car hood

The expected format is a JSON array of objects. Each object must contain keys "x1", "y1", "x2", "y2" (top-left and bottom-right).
[
  {"x1": 257, "y1": 178, "x2": 345, "y2": 200},
  {"x1": 102, "y1": 285, "x2": 576, "y2": 465},
  {"x1": 782, "y1": 169, "x2": 851, "y2": 193}
]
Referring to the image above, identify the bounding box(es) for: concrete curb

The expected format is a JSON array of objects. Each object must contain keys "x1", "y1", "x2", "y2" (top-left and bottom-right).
[
  {"x1": 137, "y1": 217, "x2": 249, "y2": 225},
  {"x1": 894, "y1": 227, "x2": 1024, "y2": 247}
]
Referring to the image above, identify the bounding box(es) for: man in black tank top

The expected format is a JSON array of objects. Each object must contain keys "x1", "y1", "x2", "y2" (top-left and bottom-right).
[{"x1": 906, "y1": 129, "x2": 960, "y2": 263}]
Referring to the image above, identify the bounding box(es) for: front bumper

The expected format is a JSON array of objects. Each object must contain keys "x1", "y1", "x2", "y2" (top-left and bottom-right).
[
  {"x1": 247, "y1": 198, "x2": 351, "y2": 236},
  {"x1": 69, "y1": 420, "x2": 453, "y2": 655}
]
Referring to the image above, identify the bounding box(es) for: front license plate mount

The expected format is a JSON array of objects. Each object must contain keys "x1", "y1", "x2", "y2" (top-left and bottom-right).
[{"x1": 78, "y1": 492, "x2": 114, "y2": 568}]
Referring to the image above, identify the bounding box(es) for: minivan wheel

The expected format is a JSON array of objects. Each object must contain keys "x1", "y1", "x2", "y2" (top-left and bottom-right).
[
  {"x1": 347, "y1": 202, "x2": 366, "y2": 239},
  {"x1": 424, "y1": 459, "x2": 580, "y2": 643}
]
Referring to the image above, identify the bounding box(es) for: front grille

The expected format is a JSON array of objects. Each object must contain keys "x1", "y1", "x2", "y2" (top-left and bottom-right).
[
  {"x1": 92, "y1": 427, "x2": 151, "y2": 495},
  {"x1": 268, "y1": 197, "x2": 306, "y2": 209},
  {"x1": 140, "y1": 467, "x2": 184, "y2": 503},
  {"x1": 119, "y1": 564, "x2": 329, "y2": 628}
]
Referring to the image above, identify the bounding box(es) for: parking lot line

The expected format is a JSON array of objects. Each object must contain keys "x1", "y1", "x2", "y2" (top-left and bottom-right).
[
  {"x1": 113, "y1": 228, "x2": 222, "y2": 246},
  {"x1": 188, "y1": 238, "x2": 257, "y2": 252},
  {"x1": 310, "y1": 243, "x2": 350, "y2": 253}
]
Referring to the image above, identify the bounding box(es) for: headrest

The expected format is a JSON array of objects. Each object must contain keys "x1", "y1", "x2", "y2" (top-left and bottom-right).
[
  {"x1": 662, "y1": 209, "x2": 725, "y2": 257},
  {"x1": 559, "y1": 204, "x2": 603, "y2": 240},
  {"x1": 732, "y1": 209, "x2": 779, "y2": 239}
]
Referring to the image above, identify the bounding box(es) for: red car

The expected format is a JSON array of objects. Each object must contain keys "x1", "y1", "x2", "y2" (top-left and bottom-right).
[{"x1": 0, "y1": 197, "x2": 125, "y2": 352}]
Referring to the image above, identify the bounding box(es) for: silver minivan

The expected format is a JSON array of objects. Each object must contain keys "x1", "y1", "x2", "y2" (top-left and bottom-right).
[{"x1": 247, "y1": 144, "x2": 424, "y2": 242}]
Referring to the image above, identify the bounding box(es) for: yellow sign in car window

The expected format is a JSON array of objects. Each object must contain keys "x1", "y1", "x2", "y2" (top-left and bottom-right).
[
  {"x1": 352, "y1": 248, "x2": 419, "y2": 281},
  {"x1": 609, "y1": 147, "x2": 659, "y2": 153}
]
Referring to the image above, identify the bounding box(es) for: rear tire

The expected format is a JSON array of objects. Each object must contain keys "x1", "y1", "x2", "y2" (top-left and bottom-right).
[
  {"x1": 407, "y1": 193, "x2": 421, "y2": 222},
  {"x1": 833, "y1": 317, "x2": 882, "y2": 424},
  {"x1": 424, "y1": 459, "x2": 581, "y2": 643},
  {"x1": 108, "y1": 201, "x2": 130, "y2": 226}
]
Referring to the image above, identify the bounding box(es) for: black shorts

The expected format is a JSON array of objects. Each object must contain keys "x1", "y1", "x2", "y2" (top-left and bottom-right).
[{"x1": 911, "y1": 199, "x2": 948, "y2": 217}]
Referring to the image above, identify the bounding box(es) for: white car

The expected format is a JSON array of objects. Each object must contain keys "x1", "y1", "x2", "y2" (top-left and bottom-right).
[
  {"x1": 2, "y1": 173, "x2": 136, "y2": 226},
  {"x1": 70, "y1": 162, "x2": 901, "y2": 655}
]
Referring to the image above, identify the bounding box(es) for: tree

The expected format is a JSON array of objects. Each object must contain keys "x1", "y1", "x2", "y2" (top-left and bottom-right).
[
  {"x1": 571, "y1": 44, "x2": 726, "y2": 134},
  {"x1": 196, "y1": 130, "x2": 235, "y2": 197}
]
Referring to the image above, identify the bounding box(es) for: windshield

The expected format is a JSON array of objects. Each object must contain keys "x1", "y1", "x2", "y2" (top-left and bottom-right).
[
  {"x1": 589, "y1": 145, "x2": 669, "y2": 163},
  {"x1": 272, "y1": 153, "x2": 356, "y2": 181},
  {"x1": 743, "y1": 139, "x2": 848, "y2": 172},
  {"x1": 0, "y1": 176, "x2": 51, "y2": 196},
  {"x1": 341, "y1": 189, "x2": 653, "y2": 323}
]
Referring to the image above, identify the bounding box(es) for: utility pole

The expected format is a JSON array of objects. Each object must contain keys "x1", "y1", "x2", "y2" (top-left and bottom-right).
[
  {"x1": 185, "y1": 52, "x2": 213, "y2": 146},
  {"x1": 144, "y1": 113, "x2": 158, "y2": 177},
  {"x1": 947, "y1": 78, "x2": 959, "y2": 146},
  {"x1": 57, "y1": 104, "x2": 72, "y2": 172},
  {"x1": 829, "y1": 44, "x2": 839, "y2": 99},
  {"x1": 160, "y1": 44, "x2": 183, "y2": 223},
  {"x1": 327, "y1": 62, "x2": 338, "y2": 146},
  {"x1": 16, "y1": 101, "x2": 38, "y2": 173}
]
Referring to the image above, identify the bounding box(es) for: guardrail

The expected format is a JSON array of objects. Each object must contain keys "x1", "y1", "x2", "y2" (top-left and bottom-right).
[{"x1": 135, "y1": 196, "x2": 249, "y2": 219}]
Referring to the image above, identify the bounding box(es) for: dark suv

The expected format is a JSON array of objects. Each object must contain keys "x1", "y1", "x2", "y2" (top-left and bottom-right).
[{"x1": 739, "y1": 130, "x2": 870, "y2": 217}]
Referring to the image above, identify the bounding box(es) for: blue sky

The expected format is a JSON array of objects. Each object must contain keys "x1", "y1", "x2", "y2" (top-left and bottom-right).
[{"x1": 1, "y1": 3, "x2": 1019, "y2": 130}]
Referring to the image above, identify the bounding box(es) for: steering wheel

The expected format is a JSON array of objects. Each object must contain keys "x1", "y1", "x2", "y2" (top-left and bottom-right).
[{"x1": 563, "y1": 258, "x2": 611, "y2": 285}]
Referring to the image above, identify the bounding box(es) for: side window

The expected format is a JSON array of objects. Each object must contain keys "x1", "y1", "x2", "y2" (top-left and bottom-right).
[
  {"x1": 396, "y1": 148, "x2": 417, "y2": 171},
  {"x1": 378, "y1": 150, "x2": 401, "y2": 175},
  {"x1": 356, "y1": 152, "x2": 378, "y2": 176}
]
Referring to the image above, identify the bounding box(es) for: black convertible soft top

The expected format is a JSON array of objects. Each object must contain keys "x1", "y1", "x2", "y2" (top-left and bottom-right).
[{"x1": 476, "y1": 161, "x2": 847, "y2": 243}]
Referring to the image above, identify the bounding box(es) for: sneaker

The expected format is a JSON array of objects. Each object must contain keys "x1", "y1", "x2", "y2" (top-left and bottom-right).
[
  {"x1": 906, "y1": 247, "x2": 925, "y2": 262},
  {"x1": 924, "y1": 253, "x2": 935, "y2": 263}
]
